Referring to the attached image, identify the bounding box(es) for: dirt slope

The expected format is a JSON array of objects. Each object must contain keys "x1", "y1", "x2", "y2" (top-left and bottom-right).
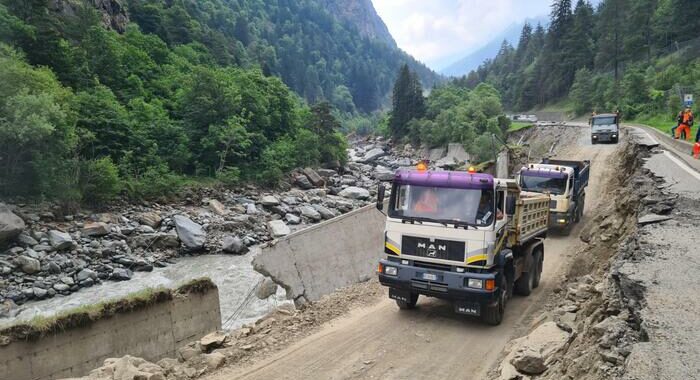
[{"x1": 204, "y1": 125, "x2": 621, "y2": 380}]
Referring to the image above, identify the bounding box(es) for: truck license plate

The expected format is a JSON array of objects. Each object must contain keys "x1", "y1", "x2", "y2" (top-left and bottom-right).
[{"x1": 422, "y1": 273, "x2": 438, "y2": 281}]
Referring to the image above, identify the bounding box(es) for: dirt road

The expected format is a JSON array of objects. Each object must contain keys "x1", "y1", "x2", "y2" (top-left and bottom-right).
[{"x1": 205, "y1": 125, "x2": 621, "y2": 380}]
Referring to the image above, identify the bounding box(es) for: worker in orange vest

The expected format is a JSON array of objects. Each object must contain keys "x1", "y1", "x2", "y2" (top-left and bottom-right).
[{"x1": 675, "y1": 107, "x2": 694, "y2": 140}]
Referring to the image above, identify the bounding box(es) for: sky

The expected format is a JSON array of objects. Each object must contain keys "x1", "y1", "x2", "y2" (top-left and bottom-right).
[{"x1": 371, "y1": 0, "x2": 554, "y2": 70}]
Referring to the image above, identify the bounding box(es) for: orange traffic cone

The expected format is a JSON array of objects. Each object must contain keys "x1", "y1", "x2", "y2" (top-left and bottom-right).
[{"x1": 694, "y1": 142, "x2": 700, "y2": 159}]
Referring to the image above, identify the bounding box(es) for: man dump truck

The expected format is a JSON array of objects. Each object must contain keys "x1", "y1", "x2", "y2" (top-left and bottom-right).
[
  {"x1": 590, "y1": 113, "x2": 620, "y2": 144},
  {"x1": 518, "y1": 159, "x2": 590, "y2": 234},
  {"x1": 375, "y1": 167, "x2": 549, "y2": 325}
]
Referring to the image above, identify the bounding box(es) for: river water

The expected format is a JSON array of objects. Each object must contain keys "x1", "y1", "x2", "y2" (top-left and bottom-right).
[{"x1": 0, "y1": 251, "x2": 290, "y2": 330}]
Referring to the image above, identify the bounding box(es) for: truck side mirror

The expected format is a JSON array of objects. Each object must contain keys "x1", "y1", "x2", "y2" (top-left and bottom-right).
[
  {"x1": 506, "y1": 195, "x2": 516, "y2": 215},
  {"x1": 376, "y1": 184, "x2": 386, "y2": 211}
]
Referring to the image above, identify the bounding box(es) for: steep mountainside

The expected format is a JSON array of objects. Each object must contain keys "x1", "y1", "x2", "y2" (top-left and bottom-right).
[
  {"x1": 441, "y1": 16, "x2": 548, "y2": 77},
  {"x1": 318, "y1": 0, "x2": 396, "y2": 47},
  {"x1": 122, "y1": 0, "x2": 439, "y2": 113}
]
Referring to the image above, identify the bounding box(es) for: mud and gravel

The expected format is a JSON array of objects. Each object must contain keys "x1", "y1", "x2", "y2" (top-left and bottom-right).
[
  {"x1": 195, "y1": 124, "x2": 622, "y2": 380},
  {"x1": 493, "y1": 126, "x2": 700, "y2": 380}
]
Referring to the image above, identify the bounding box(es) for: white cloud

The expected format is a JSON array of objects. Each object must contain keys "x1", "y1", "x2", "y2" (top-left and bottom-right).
[{"x1": 372, "y1": 0, "x2": 553, "y2": 68}]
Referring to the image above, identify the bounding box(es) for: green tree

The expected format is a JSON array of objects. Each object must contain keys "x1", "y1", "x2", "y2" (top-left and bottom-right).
[{"x1": 389, "y1": 64, "x2": 426, "y2": 138}]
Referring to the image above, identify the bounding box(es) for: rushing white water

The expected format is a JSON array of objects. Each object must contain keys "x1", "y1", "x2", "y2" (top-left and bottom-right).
[{"x1": 0, "y1": 251, "x2": 291, "y2": 330}]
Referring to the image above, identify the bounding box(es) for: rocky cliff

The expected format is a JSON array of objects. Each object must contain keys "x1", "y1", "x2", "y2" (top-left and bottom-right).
[
  {"x1": 49, "y1": 0, "x2": 128, "y2": 33},
  {"x1": 319, "y1": 0, "x2": 396, "y2": 47}
]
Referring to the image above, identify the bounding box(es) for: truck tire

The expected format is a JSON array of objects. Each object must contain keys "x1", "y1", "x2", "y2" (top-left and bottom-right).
[
  {"x1": 591, "y1": 138, "x2": 596, "y2": 145},
  {"x1": 396, "y1": 293, "x2": 419, "y2": 310},
  {"x1": 514, "y1": 259, "x2": 535, "y2": 296},
  {"x1": 575, "y1": 198, "x2": 585, "y2": 223},
  {"x1": 532, "y1": 250, "x2": 543, "y2": 289},
  {"x1": 482, "y1": 276, "x2": 507, "y2": 326}
]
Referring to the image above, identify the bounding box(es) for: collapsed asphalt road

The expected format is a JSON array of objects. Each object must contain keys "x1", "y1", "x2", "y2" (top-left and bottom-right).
[{"x1": 202, "y1": 124, "x2": 621, "y2": 380}]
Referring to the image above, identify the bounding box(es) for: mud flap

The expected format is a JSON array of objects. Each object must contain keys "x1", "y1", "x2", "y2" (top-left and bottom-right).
[
  {"x1": 454, "y1": 301, "x2": 481, "y2": 316},
  {"x1": 389, "y1": 288, "x2": 412, "y2": 303}
]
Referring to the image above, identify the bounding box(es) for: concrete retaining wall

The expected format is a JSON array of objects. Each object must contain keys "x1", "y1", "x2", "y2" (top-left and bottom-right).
[
  {"x1": 0, "y1": 282, "x2": 220, "y2": 380},
  {"x1": 253, "y1": 204, "x2": 385, "y2": 305}
]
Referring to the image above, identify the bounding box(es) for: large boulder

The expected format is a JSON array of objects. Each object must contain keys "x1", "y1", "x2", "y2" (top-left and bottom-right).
[
  {"x1": 16, "y1": 255, "x2": 40, "y2": 274},
  {"x1": 0, "y1": 203, "x2": 25, "y2": 245},
  {"x1": 81, "y1": 222, "x2": 111, "y2": 237},
  {"x1": 312, "y1": 204, "x2": 336, "y2": 220},
  {"x1": 302, "y1": 167, "x2": 325, "y2": 187},
  {"x1": 207, "y1": 199, "x2": 228, "y2": 216},
  {"x1": 260, "y1": 195, "x2": 280, "y2": 206},
  {"x1": 499, "y1": 321, "x2": 571, "y2": 377},
  {"x1": 173, "y1": 215, "x2": 206, "y2": 251},
  {"x1": 360, "y1": 147, "x2": 386, "y2": 163},
  {"x1": 255, "y1": 277, "x2": 279, "y2": 299},
  {"x1": 373, "y1": 165, "x2": 395, "y2": 181},
  {"x1": 298, "y1": 205, "x2": 321, "y2": 221},
  {"x1": 295, "y1": 175, "x2": 314, "y2": 190},
  {"x1": 338, "y1": 186, "x2": 370, "y2": 200},
  {"x1": 268, "y1": 220, "x2": 291, "y2": 238},
  {"x1": 137, "y1": 212, "x2": 162, "y2": 228},
  {"x1": 48, "y1": 230, "x2": 73, "y2": 250},
  {"x1": 222, "y1": 236, "x2": 248, "y2": 254}
]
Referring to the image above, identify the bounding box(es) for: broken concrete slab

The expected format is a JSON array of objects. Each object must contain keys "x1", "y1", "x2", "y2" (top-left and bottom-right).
[{"x1": 637, "y1": 214, "x2": 671, "y2": 225}]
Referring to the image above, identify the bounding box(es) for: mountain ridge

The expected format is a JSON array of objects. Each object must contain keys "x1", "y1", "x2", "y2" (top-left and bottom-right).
[{"x1": 441, "y1": 15, "x2": 549, "y2": 77}]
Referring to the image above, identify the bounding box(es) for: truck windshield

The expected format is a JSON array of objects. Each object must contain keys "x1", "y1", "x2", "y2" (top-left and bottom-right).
[
  {"x1": 520, "y1": 175, "x2": 567, "y2": 195},
  {"x1": 592, "y1": 116, "x2": 616, "y2": 126},
  {"x1": 389, "y1": 185, "x2": 495, "y2": 226}
]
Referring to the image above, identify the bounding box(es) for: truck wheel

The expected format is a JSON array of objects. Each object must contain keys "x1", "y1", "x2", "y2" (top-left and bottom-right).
[
  {"x1": 532, "y1": 251, "x2": 543, "y2": 289},
  {"x1": 396, "y1": 293, "x2": 419, "y2": 310},
  {"x1": 515, "y1": 256, "x2": 538, "y2": 296},
  {"x1": 482, "y1": 277, "x2": 507, "y2": 326},
  {"x1": 591, "y1": 138, "x2": 596, "y2": 145},
  {"x1": 560, "y1": 225, "x2": 572, "y2": 236}
]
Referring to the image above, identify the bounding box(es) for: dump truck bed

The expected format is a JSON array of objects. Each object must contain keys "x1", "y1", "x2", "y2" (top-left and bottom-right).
[{"x1": 513, "y1": 193, "x2": 550, "y2": 244}]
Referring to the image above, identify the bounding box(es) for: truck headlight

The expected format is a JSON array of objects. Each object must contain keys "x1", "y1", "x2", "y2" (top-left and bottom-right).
[
  {"x1": 592, "y1": 135, "x2": 598, "y2": 139},
  {"x1": 385, "y1": 266, "x2": 398, "y2": 276},
  {"x1": 612, "y1": 134, "x2": 617, "y2": 138},
  {"x1": 557, "y1": 218, "x2": 567, "y2": 224},
  {"x1": 467, "y1": 279, "x2": 483, "y2": 289}
]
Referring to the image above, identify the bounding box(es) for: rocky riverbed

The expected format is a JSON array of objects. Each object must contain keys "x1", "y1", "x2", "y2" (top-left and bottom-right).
[{"x1": 0, "y1": 137, "x2": 446, "y2": 321}]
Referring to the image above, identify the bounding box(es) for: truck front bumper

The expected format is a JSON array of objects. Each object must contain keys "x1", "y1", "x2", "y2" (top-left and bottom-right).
[
  {"x1": 549, "y1": 211, "x2": 570, "y2": 228},
  {"x1": 377, "y1": 259, "x2": 500, "y2": 315},
  {"x1": 592, "y1": 132, "x2": 618, "y2": 142}
]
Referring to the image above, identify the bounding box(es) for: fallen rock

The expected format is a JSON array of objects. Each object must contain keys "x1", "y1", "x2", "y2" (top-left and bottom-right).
[
  {"x1": 222, "y1": 236, "x2": 248, "y2": 254},
  {"x1": 260, "y1": 195, "x2": 280, "y2": 206},
  {"x1": 77, "y1": 268, "x2": 97, "y2": 282},
  {"x1": 285, "y1": 213, "x2": 301, "y2": 225},
  {"x1": 338, "y1": 186, "x2": 370, "y2": 200},
  {"x1": 48, "y1": 230, "x2": 73, "y2": 250},
  {"x1": 303, "y1": 167, "x2": 325, "y2": 187},
  {"x1": 360, "y1": 147, "x2": 386, "y2": 163},
  {"x1": 81, "y1": 222, "x2": 111, "y2": 237},
  {"x1": 0, "y1": 203, "x2": 25, "y2": 245},
  {"x1": 268, "y1": 220, "x2": 291, "y2": 238},
  {"x1": 373, "y1": 165, "x2": 395, "y2": 181},
  {"x1": 298, "y1": 205, "x2": 322, "y2": 221},
  {"x1": 16, "y1": 232, "x2": 37, "y2": 247},
  {"x1": 173, "y1": 215, "x2": 206, "y2": 251},
  {"x1": 295, "y1": 175, "x2": 313, "y2": 190},
  {"x1": 138, "y1": 212, "x2": 162, "y2": 228},
  {"x1": 208, "y1": 199, "x2": 228, "y2": 215},
  {"x1": 16, "y1": 255, "x2": 40, "y2": 274},
  {"x1": 203, "y1": 352, "x2": 226, "y2": 371},
  {"x1": 312, "y1": 204, "x2": 336, "y2": 220},
  {"x1": 111, "y1": 268, "x2": 133, "y2": 281},
  {"x1": 200, "y1": 331, "x2": 227, "y2": 350},
  {"x1": 501, "y1": 322, "x2": 570, "y2": 377},
  {"x1": 255, "y1": 277, "x2": 278, "y2": 299}
]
